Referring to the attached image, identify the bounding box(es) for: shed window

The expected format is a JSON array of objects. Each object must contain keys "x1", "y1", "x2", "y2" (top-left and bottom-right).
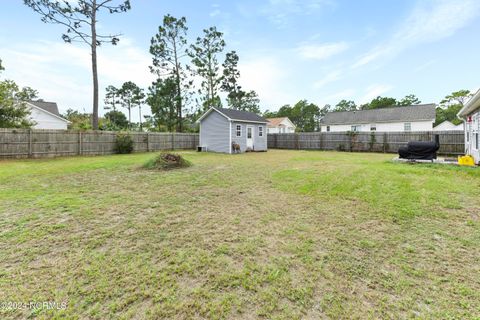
[
  {"x1": 259, "y1": 126, "x2": 263, "y2": 137},
  {"x1": 326, "y1": 126, "x2": 330, "y2": 132},
  {"x1": 404, "y1": 123, "x2": 411, "y2": 131},
  {"x1": 236, "y1": 125, "x2": 242, "y2": 137},
  {"x1": 370, "y1": 124, "x2": 376, "y2": 131}
]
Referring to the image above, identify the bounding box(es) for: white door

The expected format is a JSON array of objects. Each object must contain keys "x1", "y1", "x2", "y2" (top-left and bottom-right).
[{"x1": 246, "y1": 126, "x2": 254, "y2": 149}]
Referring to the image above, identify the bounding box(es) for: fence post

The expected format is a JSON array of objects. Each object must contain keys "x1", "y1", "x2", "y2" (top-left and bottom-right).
[
  {"x1": 28, "y1": 129, "x2": 33, "y2": 158},
  {"x1": 295, "y1": 133, "x2": 300, "y2": 150},
  {"x1": 146, "y1": 133, "x2": 150, "y2": 152},
  {"x1": 78, "y1": 131, "x2": 82, "y2": 156},
  {"x1": 171, "y1": 133, "x2": 175, "y2": 150},
  {"x1": 383, "y1": 132, "x2": 387, "y2": 153},
  {"x1": 319, "y1": 132, "x2": 324, "y2": 150}
]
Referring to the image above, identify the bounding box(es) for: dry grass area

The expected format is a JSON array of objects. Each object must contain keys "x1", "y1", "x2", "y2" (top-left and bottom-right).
[{"x1": 0, "y1": 150, "x2": 479, "y2": 319}]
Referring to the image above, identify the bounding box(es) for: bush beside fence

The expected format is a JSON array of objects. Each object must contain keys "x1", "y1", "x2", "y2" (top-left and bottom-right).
[
  {"x1": 0, "y1": 129, "x2": 199, "y2": 158},
  {"x1": 268, "y1": 131, "x2": 465, "y2": 155}
]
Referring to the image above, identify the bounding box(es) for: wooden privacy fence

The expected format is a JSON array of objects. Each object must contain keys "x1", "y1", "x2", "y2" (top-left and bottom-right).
[
  {"x1": 268, "y1": 131, "x2": 465, "y2": 155},
  {"x1": 0, "y1": 129, "x2": 199, "y2": 158}
]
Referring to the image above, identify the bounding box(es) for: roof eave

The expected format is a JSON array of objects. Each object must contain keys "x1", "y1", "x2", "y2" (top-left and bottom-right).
[{"x1": 458, "y1": 89, "x2": 480, "y2": 118}]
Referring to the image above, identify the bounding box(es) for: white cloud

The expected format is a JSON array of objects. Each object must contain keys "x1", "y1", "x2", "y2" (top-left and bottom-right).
[
  {"x1": 210, "y1": 9, "x2": 221, "y2": 17},
  {"x1": 359, "y1": 84, "x2": 393, "y2": 104},
  {"x1": 262, "y1": 0, "x2": 334, "y2": 27},
  {"x1": 414, "y1": 59, "x2": 438, "y2": 73},
  {"x1": 322, "y1": 89, "x2": 356, "y2": 104},
  {"x1": 1, "y1": 39, "x2": 153, "y2": 120},
  {"x1": 313, "y1": 70, "x2": 342, "y2": 89},
  {"x1": 296, "y1": 42, "x2": 349, "y2": 60},
  {"x1": 352, "y1": 0, "x2": 480, "y2": 68},
  {"x1": 239, "y1": 56, "x2": 293, "y2": 109}
]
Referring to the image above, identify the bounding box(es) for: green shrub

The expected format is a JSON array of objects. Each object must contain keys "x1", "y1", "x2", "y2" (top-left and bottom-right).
[
  {"x1": 143, "y1": 152, "x2": 191, "y2": 170},
  {"x1": 114, "y1": 133, "x2": 134, "y2": 154}
]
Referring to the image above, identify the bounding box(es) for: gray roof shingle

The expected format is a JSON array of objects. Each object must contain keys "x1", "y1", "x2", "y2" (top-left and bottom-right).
[
  {"x1": 216, "y1": 107, "x2": 268, "y2": 123},
  {"x1": 29, "y1": 101, "x2": 61, "y2": 117},
  {"x1": 320, "y1": 104, "x2": 436, "y2": 125}
]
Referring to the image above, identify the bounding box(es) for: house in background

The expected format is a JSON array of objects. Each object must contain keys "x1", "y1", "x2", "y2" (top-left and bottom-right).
[
  {"x1": 197, "y1": 107, "x2": 268, "y2": 153},
  {"x1": 433, "y1": 120, "x2": 464, "y2": 131},
  {"x1": 320, "y1": 104, "x2": 436, "y2": 132},
  {"x1": 27, "y1": 100, "x2": 70, "y2": 129},
  {"x1": 457, "y1": 88, "x2": 480, "y2": 164},
  {"x1": 266, "y1": 117, "x2": 296, "y2": 134}
]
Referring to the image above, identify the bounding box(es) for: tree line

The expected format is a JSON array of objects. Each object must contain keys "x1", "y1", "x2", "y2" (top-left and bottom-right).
[{"x1": 0, "y1": 1, "x2": 475, "y2": 132}]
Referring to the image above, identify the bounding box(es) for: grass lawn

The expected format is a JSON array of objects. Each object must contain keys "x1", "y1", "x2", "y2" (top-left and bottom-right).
[{"x1": 1, "y1": 150, "x2": 479, "y2": 319}]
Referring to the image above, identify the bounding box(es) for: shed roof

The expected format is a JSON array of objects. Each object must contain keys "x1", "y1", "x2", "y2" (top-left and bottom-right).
[
  {"x1": 198, "y1": 107, "x2": 268, "y2": 123},
  {"x1": 29, "y1": 100, "x2": 61, "y2": 116},
  {"x1": 320, "y1": 104, "x2": 436, "y2": 125}
]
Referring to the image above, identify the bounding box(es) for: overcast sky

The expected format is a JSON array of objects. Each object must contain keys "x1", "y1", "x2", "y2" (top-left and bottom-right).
[{"x1": 1, "y1": 0, "x2": 480, "y2": 121}]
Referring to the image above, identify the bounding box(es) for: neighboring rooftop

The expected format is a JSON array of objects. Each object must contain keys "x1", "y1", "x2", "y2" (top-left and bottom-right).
[
  {"x1": 29, "y1": 100, "x2": 61, "y2": 117},
  {"x1": 267, "y1": 117, "x2": 289, "y2": 127},
  {"x1": 320, "y1": 104, "x2": 436, "y2": 125},
  {"x1": 215, "y1": 107, "x2": 268, "y2": 123}
]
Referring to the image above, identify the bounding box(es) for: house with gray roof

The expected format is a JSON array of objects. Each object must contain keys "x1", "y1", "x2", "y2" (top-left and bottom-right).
[
  {"x1": 320, "y1": 104, "x2": 436, "y2": 133},
  {"x1": 197, "y1": 107, "x2": 268, "y2": 153},
  {"x1": 27, "y1": 100, "x2": 70, "y2": 130}
]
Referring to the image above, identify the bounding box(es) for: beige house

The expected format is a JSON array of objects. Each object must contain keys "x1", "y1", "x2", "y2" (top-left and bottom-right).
[{"x1": 267, "y1": 117, "x2": 296, "y2": 134}]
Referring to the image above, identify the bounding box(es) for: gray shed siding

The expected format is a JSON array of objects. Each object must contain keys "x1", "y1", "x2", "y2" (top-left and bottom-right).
[
  {"x1": 200, "y1": 111, "x2": 230, "y2": 153},
  {"x1": 231, "y1": 121, "x2": 267, "y2": 152}
]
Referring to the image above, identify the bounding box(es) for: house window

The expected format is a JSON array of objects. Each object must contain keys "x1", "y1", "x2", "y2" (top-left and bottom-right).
[
  {"x1": 326, "y1": 126, "x2": 330, "y2": 132},
  {"x1": 236, "y1": 125, "x2": 242, "y2": 137},
  {"x1": 351, "y1": 125, "x2": 361, "y2": 132},
  {"x1": 259, "y1": 126, "x2": 263, "y2": 137},
  {"x1": 404, "y1": 123, "x2": 411, "y2": 131},
  {"x1": 370, "y1": 124, "x2": 376, "y2": 131}
]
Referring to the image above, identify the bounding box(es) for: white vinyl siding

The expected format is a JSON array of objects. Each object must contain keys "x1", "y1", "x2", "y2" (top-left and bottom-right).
[{"x1": 321, "y1": 121, "x2": 433, "y2": 132}]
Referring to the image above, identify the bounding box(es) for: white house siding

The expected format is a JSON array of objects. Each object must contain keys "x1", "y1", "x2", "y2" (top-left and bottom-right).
[
  {"x1": 231, "y1": 122, "x2": 267, "y2": 152},
  {"x1": 464, "y1": 111, "x2": 480, "y2": 163},
  {"x1": 29, "y1": 107, "x2": 68, "y2": 130},
  {"x1": 321, "y1": 120, "x2": 434, "y2": 132},
  {"x1": 267, "y1": 127, "x2": 295, "y2": 134},
  {"x1": 199, "y1": 111, "x2": 230, "y2": 153}
]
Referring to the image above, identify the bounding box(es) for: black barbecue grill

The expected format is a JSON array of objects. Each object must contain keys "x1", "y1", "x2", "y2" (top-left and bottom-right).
[{"x1": 398, "y1": 135, "x2": 440, "y2": 160}]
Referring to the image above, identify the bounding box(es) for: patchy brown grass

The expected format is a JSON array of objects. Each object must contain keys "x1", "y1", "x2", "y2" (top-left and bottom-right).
[{"x1": 0, "y1": 150, "x2": 479, "y2": 319}]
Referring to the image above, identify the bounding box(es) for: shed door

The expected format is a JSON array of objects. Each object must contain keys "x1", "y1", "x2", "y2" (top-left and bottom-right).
[{"x1": 246, "y1": 126, "x2": 254, "y2": 149}]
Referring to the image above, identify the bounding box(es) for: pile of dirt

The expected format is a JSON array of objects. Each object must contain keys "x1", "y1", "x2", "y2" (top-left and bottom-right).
[{"x1": 143, "y1": 152, "x2": 192, "y2": 170}]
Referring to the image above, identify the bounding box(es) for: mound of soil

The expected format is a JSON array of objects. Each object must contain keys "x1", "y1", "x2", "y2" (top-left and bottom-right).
[{"x1": 143, "y1": 152, "x2": 191, "y2": 170}]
